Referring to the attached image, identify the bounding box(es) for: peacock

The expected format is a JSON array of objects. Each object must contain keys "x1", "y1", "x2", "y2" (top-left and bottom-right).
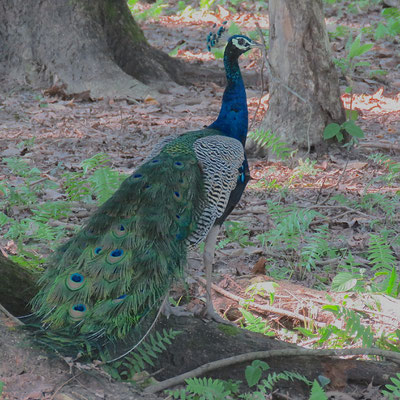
[{"x1": 30, "y1": 30, "x2": 262, "y2": 359}]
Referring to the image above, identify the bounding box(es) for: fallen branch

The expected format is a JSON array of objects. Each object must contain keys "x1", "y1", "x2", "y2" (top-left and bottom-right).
[
  {"x1": 145, "y1": 347, "x2": 400, "y2": 393},
  {"x1": 359, "y1": 142, "x2": 400, "y2": 152}
]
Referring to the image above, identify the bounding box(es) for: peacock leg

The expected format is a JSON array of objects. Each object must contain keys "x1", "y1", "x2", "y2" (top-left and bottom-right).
[
  {"x1": 162, "y1": 296, "x2": 194, "y2": 318},
  {"x1": 203, "y1": 224, "x2": 228, "y2": 323}
]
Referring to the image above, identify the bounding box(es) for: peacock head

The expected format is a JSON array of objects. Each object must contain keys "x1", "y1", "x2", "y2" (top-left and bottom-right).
[
  {"x1": 225, "y1": 35, "x2": 263, "y2": 58},
  {"x1": 207, "y1": 25, "x2": 263, "y2": 60}
]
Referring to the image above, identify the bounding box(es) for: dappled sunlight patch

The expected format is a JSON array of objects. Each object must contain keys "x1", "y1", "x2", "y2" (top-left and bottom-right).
[
  {"x1": 249, "y1": 159, "x2": 400, "y2": 194},
  {"x1": 342, "y1": 88, "x2": 400, "y2": 113},
  {"x1": 156, "y1": 8, "x2": 269, "y2": 28}
]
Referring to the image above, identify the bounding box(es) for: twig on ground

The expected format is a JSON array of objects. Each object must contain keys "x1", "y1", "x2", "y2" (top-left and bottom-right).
[{"x1": 359, "y1": 142, "x2": 400, "y2": 152}]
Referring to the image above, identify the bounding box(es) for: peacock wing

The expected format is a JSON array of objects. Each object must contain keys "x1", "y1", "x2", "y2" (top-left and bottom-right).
[{"x1": 188, "y1": 135, "x2": 244, "y2": 246}]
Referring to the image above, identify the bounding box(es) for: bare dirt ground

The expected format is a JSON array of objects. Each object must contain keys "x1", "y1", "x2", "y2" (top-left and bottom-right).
[{"x1": 1, "y1": 2, "x2": 400, "y2": 399}]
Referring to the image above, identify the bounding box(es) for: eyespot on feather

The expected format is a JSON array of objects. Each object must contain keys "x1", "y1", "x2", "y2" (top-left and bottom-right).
[
  {"x1": 173, "y1": 161, "x2": 185, "y2": 169},
  {"x1": 92, "y1": 246, "x2": 103, "y2": 257},
  {"x1": 130, "y1": 173, "x2": 144, "y2": 182},
  {"x1": 113, "y1": 224, "x2": 128, "y2": 238},
  {"x1": 173, "y1": 191, "x2": 182, "y2": 202},
  {"x1": 69, "y1": 303, "x2": 87, "y2": 320},
  {"x1": 66, "y1": 273, "x2": 85, "y2": 290},
  {"x1": 106, "y1": 248, "x2": 125, "y2": 264}
]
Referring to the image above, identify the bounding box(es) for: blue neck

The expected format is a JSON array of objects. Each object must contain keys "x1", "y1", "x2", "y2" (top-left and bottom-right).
[{"x1": 208, "y1": 54, "x2": 248, "y2": 146}]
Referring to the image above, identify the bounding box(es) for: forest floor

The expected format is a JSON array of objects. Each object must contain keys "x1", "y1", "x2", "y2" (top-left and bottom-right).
[{"x1": 1, "y1": 1, "x2": 400, "y2": 399}]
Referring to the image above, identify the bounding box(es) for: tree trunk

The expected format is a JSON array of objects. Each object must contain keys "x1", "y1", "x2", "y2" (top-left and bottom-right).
[
  {"x1": 0, "y1": 0, "x2": 187, "y2": 100},
  {"x1": 256, "y1": 0, "x2": 346, "y2": 156}
]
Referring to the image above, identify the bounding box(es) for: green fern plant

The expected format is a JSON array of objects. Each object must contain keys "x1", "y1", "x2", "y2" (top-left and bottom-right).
[
  {"x1": 368, "y1": 234, "x2": 399, "y2": 296},
  {"x1": 105, "y1": 329, "x2": 181, "y2": 381},
  {"x1": 166, "y1": 377, "x2": 239, "y2": 400},
  {"x1": 301, "y1": 226, "x2": 332, "y2": 272},
  {"x1": 309, "y1": 380, "x2": 328, "y2": 400},
  {"x1": 63, "y1": 153, "x2": 128, "y2": 204},
  {"x1": 258, "y1": 370, "x2": 311, "y2": 392},
  {"x1": 259, "y1": 208, "x2": 321, "y2": 250},
  {"x1": 217, "y1": 221, "x2": 254, "y2": 250},
  {"x1": 320, "y1": 306, "x2": 374, "y2": 348},
  {"x1": 382, "y1": 372, "x2": 400, "y2": 400},
  {"x1": 248, "y1": 130, "x2": 292, "y2": 160},
  {"x1": 240, "y1": 309, "x2": 275, "y2": 336}
]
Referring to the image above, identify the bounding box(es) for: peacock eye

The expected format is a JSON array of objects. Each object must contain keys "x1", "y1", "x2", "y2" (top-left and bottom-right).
[{"x1": 238, "y1": 38, "x2": 245, "y2": 46}]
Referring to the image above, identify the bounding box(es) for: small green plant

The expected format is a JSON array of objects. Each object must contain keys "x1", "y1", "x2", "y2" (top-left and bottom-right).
[
  {"x1": 245, "y1": 360, "x2": 269, "y2": 387},
  {"x1": 245, "y1": 281, "x2": 278, "y2": 305},
  {"x1": 127, "y1": 0, "x2": 166, "y2": 20},
  {"x1": 375, "y1": 7, "x2": 400, "y2": 39},
  {"x1": 301, "y1": 226, "x2": 333, "y2": 273},
  {"x1": 368, "y1": 234, "x2": 399, "y2": 296},
  {"x1": 325, "y1": 34, "x2": 373, "y2": 143},
  {"x1": 367, "y1": 153, "x2": 400, "y2": 184},
  {"x1": 309, "y1": 380, "x2": 328, "y2": 400},
  {"x1": 63, "y1": 153, "x2": 128, "y2": 204},
  {"x1": 240, "y1": 309, "x2": 275, "y2": 336},
  {"x1": 319, "y1": 306, "x2": 374, "y2": 348},
  {"x1": 323, "y1": 119, "x2": 364, "y2": 143},
  {"x1": 166, "y1": 377, "x2": 239, "y2": 399},
  {"x1": 382, "y1": 372, "x2": 400, "y2": 400},
  {"x1": 217, "y1": 221, "x2": 253, "y2": 249},
  {"x1": 105, "y1": 329, "x2": 181, "y2": 381},
  {"x1": 248, "y1": 130, "x2": 292, "y2": 160}
]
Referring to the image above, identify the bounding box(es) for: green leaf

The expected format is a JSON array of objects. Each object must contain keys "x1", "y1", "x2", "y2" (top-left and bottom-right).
[
  {"x1": 0, "y1": 212, "x2": 10, "y2": 227},
  {"x1": 251, "y1": 360, "x2": 269, "y2": 371},
  {"x1": 354, "y1": 61, "x2": 371, "y2": 68},
  {"x1": 309, "y1": 380, "x2": 328, "y2": 400},
  {"x1": 331, "y1": 272, "x2": 358, "y2": 292},
  {"x1": 323, "y1": 123, "x2": 341, "y2": 139},
  {"x1": 345, "y1": 109, "x2": 359, "y2": 121},
  {"x1": 342, "y1": 120, "x2": 365, "y2": 138},
  {"x1": 349, "y1": 35, "x2": 373, "y2": 58},
  {"x1": 375, "y1": 22, "x2": 388, "y2": 40},
  {"x1": 245, "y1": 364, "x2": 262, "y2": 387}
]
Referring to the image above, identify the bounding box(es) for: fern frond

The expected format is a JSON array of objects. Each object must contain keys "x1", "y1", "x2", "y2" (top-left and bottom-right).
[
  {"x1": 185, "y1": 377, "x2": 231, "y2": 400},
  {"x1": 368, "y1": 234, "x2": 395, "y2": 271},
  {"x1": 105, "y1": 328, "x2": 181, "y2": 379},
  {"x1": 248, "y1": 130, "x2": 292, "y2": 159}
]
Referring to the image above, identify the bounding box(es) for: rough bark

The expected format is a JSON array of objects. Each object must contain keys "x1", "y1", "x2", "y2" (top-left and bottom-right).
[
  {"x1": 0, "y1": 0, "x2": 188, "y2": 100},
  {"x1": 255, "y1": 0, "x2": 346, "y2": 156}
]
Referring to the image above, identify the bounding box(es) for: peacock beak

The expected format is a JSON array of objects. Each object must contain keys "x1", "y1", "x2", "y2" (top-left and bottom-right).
[{"x1": 250, "y1": 40, "x2": 264, "y2": 49}]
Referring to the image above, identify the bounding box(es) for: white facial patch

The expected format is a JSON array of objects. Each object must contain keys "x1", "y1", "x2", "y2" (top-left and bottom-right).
[{"x1": 231, "y1": 37, "x2": 251, "y2": 51}]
